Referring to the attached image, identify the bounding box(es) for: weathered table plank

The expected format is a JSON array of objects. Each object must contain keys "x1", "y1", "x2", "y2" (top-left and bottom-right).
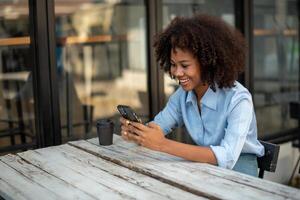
[
  {"x1": 0, "y1": 159, "x2": 60, "y2": 200},
  {"x1": 17, "y1": 148, "x2": 160, "y2": 200},
  {"x1": 0, "y1": 154, "x2": 96, "y2": 200},
  {"x1": 1, "y1": 134, "x2": 299, "y2": 200},
  {"x1": 68, "y1": 136, "x2": 299, "y2": 200},
  {"x1": 89, "y1": 135, "x2": 299, "y2": 199},
  {"x1": 17, "y1": 144, "x2": 204, "y2": 200}
]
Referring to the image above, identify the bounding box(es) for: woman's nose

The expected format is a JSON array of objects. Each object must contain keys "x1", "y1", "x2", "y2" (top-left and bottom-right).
[{"x1": 172, "y1": 67, "x2": 184, "y2": 77}]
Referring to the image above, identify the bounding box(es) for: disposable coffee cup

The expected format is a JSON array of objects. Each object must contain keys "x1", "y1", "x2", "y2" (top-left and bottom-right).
[{"x1": 96, "y1": 119, "x2": 114, "y2": 145}]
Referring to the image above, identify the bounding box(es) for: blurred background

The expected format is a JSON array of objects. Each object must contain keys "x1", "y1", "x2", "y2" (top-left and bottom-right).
[{"x1": 0, "y1": 0, "x2": 299, "y2": 186}]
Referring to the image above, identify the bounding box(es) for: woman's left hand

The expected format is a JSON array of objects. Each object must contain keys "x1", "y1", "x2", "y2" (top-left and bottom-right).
[{"x1": 128, "y1": 121, "x2": 166, "y2": 151}]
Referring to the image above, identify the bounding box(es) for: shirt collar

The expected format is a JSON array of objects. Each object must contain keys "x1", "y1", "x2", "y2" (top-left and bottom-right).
[{"x1": 186, "y1": 86, "x2": 218, "y2": 111}]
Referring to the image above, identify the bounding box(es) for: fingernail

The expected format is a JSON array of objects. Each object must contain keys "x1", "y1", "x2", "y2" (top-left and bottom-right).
[
  {"x1": 126, "y1": 120, "x2": 130, "y2": 125},
  {"x1": 124, "y1": 131, "x2": 127, "y2": 135}
]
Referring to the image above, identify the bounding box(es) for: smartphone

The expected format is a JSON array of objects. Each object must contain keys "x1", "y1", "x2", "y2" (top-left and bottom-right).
[{"x1": 117, "y1": 105, "x2": 142, "y2": 123}]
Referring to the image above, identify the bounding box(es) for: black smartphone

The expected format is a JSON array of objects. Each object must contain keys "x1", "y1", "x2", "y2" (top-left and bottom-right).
[{"x1": 117, "y1": 105, "x2": 142, "y2": 123}]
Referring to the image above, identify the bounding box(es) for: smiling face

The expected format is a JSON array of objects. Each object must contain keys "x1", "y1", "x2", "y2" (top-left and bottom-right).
[{"x1": 170, "y1": 48, "x2": 207, "y2": 97}]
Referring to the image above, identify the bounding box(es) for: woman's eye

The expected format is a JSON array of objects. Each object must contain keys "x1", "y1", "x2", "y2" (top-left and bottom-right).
[{"x1": 182, "y1": 65, "x2": 189, "y2": 68}]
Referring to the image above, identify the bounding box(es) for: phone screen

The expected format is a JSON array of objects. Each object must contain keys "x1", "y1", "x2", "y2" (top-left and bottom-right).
[{"x1": 117, "y1": 105, "x2": 142, "y2": 123}]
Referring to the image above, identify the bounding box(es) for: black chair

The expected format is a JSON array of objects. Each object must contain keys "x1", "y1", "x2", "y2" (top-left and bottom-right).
[
  {"x1": 257, "y1": 140, "x2": 280, "y2": 178},
  {"x1": 288, "y1": 101, "x2": 300, "y2": 184}
]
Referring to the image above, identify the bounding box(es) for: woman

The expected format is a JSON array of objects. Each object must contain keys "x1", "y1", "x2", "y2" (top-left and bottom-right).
[{"x1": 120, "y1": 14, "x2": 264, "y2": 177}]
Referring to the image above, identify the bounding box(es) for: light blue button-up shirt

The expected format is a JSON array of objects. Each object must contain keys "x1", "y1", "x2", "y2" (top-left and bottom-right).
[{"x1": 153, "y1": 81, "x2": 264, "y2": 169}]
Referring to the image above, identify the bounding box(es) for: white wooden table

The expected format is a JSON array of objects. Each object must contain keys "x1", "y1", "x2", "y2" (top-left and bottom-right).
[{"x1": 0, "y1": 135, "x2": 299, "y2": 200}]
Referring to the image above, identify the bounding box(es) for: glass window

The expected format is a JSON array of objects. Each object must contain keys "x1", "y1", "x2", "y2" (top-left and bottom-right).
[
  {"x1": 162, "y1": 0, "x2": 235, "y2": 143},
  {"x1": 253, "y1": 0, "x2": 299, "y2": 139},
  {"x1": 0, "y1": 0, "x2": 36, "y2": 153},
  {"x1": 54, "y1": 0, "x2": 149, "y2": 142}
]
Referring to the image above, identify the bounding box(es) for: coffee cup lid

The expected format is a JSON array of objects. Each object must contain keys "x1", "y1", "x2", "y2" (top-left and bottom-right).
[{"x1": 96, "y1": 119, "x2": 114, "y2": 127}]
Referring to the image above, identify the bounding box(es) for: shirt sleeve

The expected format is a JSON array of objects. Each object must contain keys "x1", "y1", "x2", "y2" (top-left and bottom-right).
[
  {"x1": 153, "y1": 88, "x2": 184, "y2": 135},
  {"x1": 210, "y1": 96, "x2": 254, "y2": 169}
]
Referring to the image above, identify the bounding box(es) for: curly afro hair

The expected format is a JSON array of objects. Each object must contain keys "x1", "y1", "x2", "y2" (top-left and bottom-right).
[{"x1": 153, "y1": 14, "x2": 247, "y2": 91}]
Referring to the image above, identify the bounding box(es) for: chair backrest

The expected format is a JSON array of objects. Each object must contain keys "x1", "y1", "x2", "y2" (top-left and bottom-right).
[{"x1": 257, "y1": 140, "x2": 280, "y2": 178}]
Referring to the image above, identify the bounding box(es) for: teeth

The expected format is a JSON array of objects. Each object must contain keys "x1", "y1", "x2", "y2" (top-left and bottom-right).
[{"x1": 179, "y1": 79, "x2": 189, "y2": 83}]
